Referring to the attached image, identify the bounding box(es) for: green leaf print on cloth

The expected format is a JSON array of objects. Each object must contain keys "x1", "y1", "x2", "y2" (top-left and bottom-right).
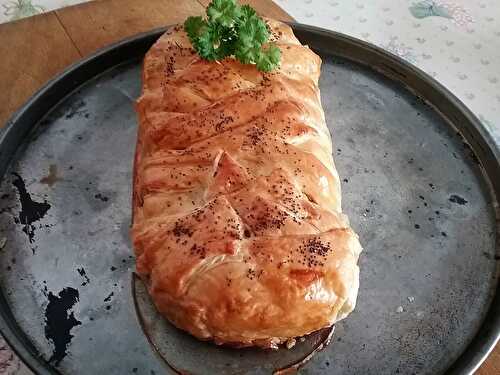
[
  {"x1": 409, "y1": 1, "x2": 452, "y2": 19},
  {"x1": 2, "y1": 0, "x2": 45, "y2": 21},
  {"x1": 409, "y1": 1, "x2": 473, "y2": 27}
]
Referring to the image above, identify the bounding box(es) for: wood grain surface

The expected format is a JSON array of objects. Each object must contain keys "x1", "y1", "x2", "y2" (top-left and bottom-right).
[
  {"x1": 0, "y1": 12, "x2": 80, "y2": 129},
  {"x1": 0, "y1": 0, "x2": 496, "y2": 374},
  {"x1": 55, "y1": 0, "x2": 204, "y2": 56}
]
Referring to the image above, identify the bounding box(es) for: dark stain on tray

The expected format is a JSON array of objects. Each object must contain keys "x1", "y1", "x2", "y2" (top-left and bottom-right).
[
  {"x1": 94, "y1": 193, "x2": 109, "y2": 202},
  {"x1": 44, "y1": 287, "x2": 81, "y2": 366},
  {"x1": 104, "y1": 292, "x2": 114, "y2": 302},
  {"x1": 11, "y1": 173, "x2": 51, "y2": 243},
  {"x1": 42, "y1": 281, "x2": 48, "y2": 296},
  {"x1": 77, "y1": 267, "x2": 90, "y2": 286},
  {"x1": 40, "y1": 164, "x2": 61, "y2": 187},
  {"x1": 65, "y1": 99, "x2": 87, "y2": 119},
  {"x1": 449, "y1": 194, "x2": 468, "y2": 205}
]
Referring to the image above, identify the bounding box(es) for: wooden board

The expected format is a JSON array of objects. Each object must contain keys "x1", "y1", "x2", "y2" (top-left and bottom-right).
[
  {"x1": 0, "y1": 12, "x2": 80, "y2": 129},
  {"x1": 0, "y1": 0, "x2": 497, "y2": 374},
  {"x1": 55, "y1": 0, "x2": 205, "y2": 56},
  {"x1": 478, "y1": 348, "x2": 500, "y2": 375}
]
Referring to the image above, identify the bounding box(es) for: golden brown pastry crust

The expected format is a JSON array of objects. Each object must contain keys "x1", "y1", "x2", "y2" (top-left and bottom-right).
[{"x1": 132, "y1": 19, "x2": 362, "y2": 348}]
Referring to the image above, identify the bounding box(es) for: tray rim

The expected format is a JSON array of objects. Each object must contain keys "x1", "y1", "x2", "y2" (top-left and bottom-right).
[{"x1": 0, "y1": 23, "x2": 498, "y2": 375}]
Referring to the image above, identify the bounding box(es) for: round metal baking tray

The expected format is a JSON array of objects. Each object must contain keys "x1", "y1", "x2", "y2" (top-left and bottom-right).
[{"x1": 0, "y1": 23, "x2": 498, "y2": 375}]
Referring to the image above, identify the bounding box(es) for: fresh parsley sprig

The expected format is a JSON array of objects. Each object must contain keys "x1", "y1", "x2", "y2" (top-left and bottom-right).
[{"x1": 184, "y1": 0, "x2": 281, "y2": 72}]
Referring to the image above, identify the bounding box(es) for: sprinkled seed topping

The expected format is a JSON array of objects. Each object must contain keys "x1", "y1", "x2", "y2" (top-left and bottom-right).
[
  {"x1": 173, "y1": 221, "x2": 194, "y2": 237},
  {"x1": 246, "y1": 268, "x2": 256, "y2": 280},
  {"x1": 246, "y1": 268, "x2": 264, "y2": 281},
  {"x1": 189, "y1": 244, "x2": 206, "y2": 259},
  {"x1": 249, "y1": 203, "x2": 288, "y2": 232},
  {"x1": 296, "y1": 238, "x2": 333, "y2": 268}
]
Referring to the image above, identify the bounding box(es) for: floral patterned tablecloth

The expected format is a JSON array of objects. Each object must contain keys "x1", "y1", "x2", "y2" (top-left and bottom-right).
[
  {"x1": 275, "y1": 0, "x2": 500, "y2": 147},
  {"x1": 0, "y1": 0, "x2": 499, "y2": 374}
]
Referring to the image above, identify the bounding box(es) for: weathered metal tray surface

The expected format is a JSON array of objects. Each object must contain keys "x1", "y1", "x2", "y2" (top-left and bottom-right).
[{"x1": 0, "y1": 24, "x2": 498, "y2": 375}]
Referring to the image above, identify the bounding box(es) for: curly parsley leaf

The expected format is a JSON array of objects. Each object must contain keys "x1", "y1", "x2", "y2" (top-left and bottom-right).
[
  {"x1": 238, "y1": 8, "x2": 269, "y2": 46},
  {"x1": 197, "y1": 27, "x2": 219, "y2": 60},
  {"x1": 184, "y1": 16, "x2": 207, "y2": 40},
  {"x1": 256, "y1": 44, "x2": 281, "y2": 72},
  {"x1": 183, "y1": 0, "x2": 280, "y2": 71},
  {"x1": 207, "y1": 0, "x2": 241, "y2": 27}
]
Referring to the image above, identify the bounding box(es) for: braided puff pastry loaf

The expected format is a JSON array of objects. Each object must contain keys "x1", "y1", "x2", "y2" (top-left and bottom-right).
[{"x1": 131, "y1": 19, "x2": 362, "y2": 348}]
